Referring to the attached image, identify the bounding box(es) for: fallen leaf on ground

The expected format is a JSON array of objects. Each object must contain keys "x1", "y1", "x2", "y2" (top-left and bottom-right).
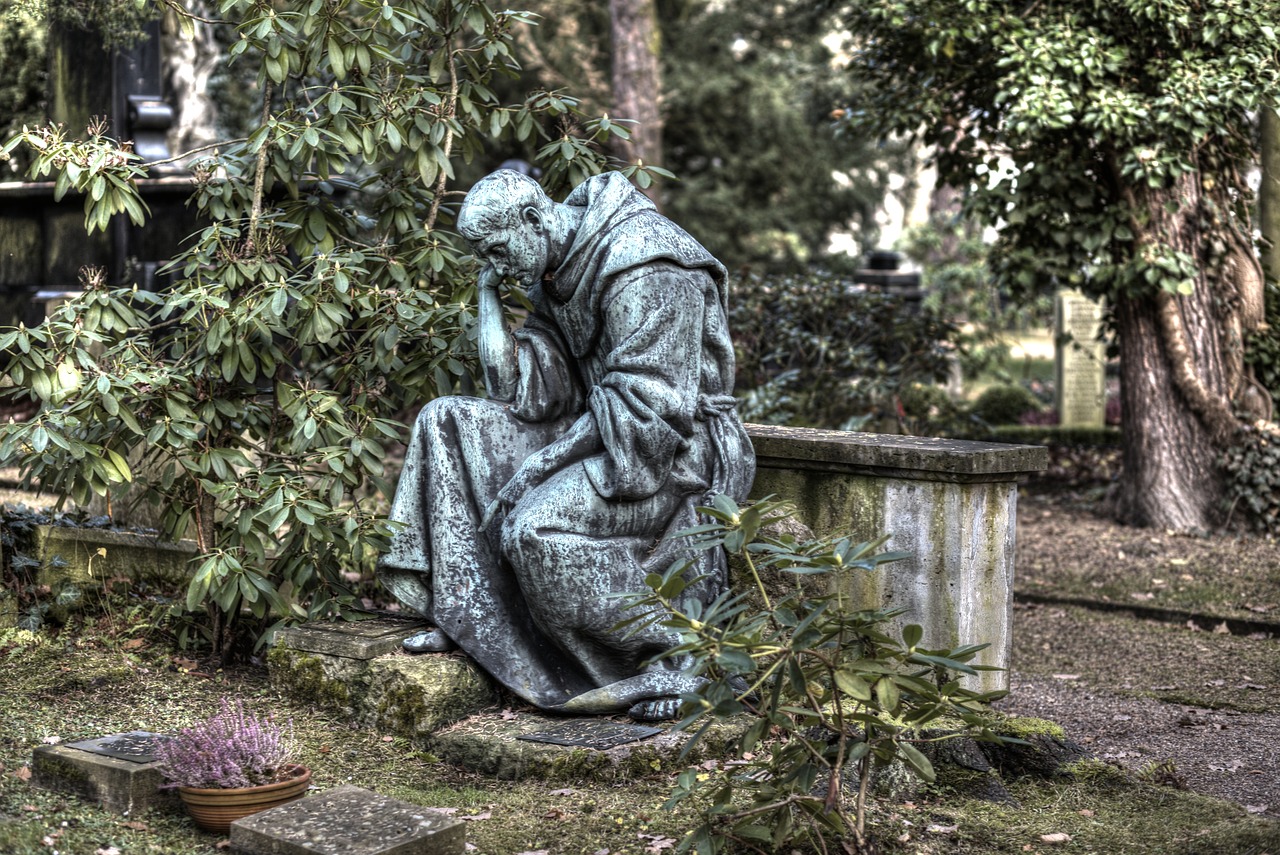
[
  {"x1": 121, "y1": 638, "x2": 146, "y2": 650},
  {"x1": 172, "y1": 657, "x2": 198, "y2": 671},
  {"x1": 1130, "y1": 592, "x2": 1155, "y2": 601},
  {"x1": 15, "y1": 766, "x2": 31, "y2": 781},
  {"x1": 543, "y1": 807, "x2": 569, "y2": 820},
  {"x1": 549, "y1": 788, "x2": 575, "y2": 796},
  {"x1": 641, "y1": 834, "x2": 676, "y2": 853},
  {"x1": 927, "y1": 824, "x2": 958, "y2": 834},
  {"x1": 1041, "y1": 832, "x2": 1072, "y2": 844},
  {"x1": 120, "y1": 820, "x2": 149, "y2": 831},
  {"x1": 21, "y1": 804, "x2": 37, "y2": 812},
  {"x1": 460, "y1": 810, "x2": 491, "y2": 821}
]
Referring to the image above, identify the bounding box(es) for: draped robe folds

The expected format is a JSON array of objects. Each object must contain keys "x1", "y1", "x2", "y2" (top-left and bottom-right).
[{"x1": 378, "y1": 174, "x2": 755, "y2": 713}]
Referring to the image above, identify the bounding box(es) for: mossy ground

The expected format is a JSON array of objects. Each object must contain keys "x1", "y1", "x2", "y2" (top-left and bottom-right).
[{"x1": 2, "y1": 609, "x2": 1277, "y2": 855}]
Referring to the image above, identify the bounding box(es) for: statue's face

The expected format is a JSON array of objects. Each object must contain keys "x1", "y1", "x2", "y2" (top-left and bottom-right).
[{"x1": 472, "y1": 208, "x2": 548, "y2": 288}]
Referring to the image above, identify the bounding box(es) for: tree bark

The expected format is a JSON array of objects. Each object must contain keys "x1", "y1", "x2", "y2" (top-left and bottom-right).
[
  {"x1": 609, "y1": 0, "x2": 663, "y2": 204},
  {"x1": 1263, "y1": 106, "x2": 1280, "y2": 283},
  {"x1": 1110, "y1": 172, "x2": 1256, "y2": 530}
]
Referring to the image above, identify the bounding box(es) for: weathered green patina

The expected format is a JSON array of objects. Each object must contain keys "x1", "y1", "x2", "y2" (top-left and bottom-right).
[
  {"x1": 378, "y1": 170, "x2": 755, "y2": 720},
  {"x1": 749, "y1": 425, "x2": 1048, "y2": 693}
]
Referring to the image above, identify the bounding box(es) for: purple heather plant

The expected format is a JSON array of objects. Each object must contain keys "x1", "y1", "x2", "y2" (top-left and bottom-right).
[{"x1": 155, "y1": 698, "x2": 297, "y2": 789}]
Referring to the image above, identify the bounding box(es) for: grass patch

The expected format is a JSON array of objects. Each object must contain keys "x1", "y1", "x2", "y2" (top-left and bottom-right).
[{"x1": 1, "y1": 620, "x2": 1277, "y2": 853}]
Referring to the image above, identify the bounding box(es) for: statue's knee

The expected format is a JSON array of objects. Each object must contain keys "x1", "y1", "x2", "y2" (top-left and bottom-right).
[{"x1": 500, "y1": 509, "x2": 542, "y2": 566}]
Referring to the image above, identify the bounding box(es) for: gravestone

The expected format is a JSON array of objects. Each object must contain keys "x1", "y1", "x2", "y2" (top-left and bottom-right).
[
  {"x1": 229, "y1": 785, "x2": 464, "y2": 855},
  {"x1": 30, "y1": 731, "x2": 174, "y2": 814},
  {"x1": 1054, "y1": 289, "x2": 1107, "y2": 427}
]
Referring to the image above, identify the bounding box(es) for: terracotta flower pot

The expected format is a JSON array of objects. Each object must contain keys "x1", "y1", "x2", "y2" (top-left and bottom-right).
[{"x1": 176, "y1": 764, "x2": 311, "y2": 834}]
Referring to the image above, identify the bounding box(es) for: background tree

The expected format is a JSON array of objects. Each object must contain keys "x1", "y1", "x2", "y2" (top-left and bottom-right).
[
  {"x1": 505, "y1": 0, "x2": 907, "y2": 270},
  {"x1": 608, "y1": 0, "x2": 663, "y2": 204},
  {"x1": 834, "y1": 0, "x2": 1279, "y2": 530}
]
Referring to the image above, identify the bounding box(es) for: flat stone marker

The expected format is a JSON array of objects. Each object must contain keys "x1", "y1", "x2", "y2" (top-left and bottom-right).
[
  {"x1": 31, "y1": 732, "x2": 175, "y2": 814},
  {"x1": 230, "y1": 785, "x2": 464, "y2": 855}
]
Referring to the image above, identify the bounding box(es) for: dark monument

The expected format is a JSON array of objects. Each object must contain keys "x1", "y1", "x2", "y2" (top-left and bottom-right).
[
  {"x1": 378, "y1": 170, "x2": 755, "y2": 721},
  {"x1": 0, "y1": 20, "x2": 199, "y2": 326}
]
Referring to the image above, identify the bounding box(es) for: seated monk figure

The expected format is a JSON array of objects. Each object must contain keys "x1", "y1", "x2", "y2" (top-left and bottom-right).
[{"x1": 376, "y1": 169, "x2": 754, "y2": 720}]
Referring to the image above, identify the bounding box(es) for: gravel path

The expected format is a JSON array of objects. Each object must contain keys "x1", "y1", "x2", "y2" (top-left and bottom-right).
[{"x1": 997, "y1": 673, "x2": 1280, "y2": 820}]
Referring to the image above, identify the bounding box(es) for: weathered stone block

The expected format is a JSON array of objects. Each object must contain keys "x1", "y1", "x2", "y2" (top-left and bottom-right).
[
  {"x1": 429, "y1": 710, "x2": 741, "y2": 783},
  {"x1": 362, "y1": 654, "x2": 495, "y2": 740},
  {"x1": 747, "y1": 424, "x2": 1048, "y2": 693},
  {"x1": 30, "y1": 744, "x2": 176, "y2": 815},
  {"x1": 269, "y1": 617, "x2": 429, "y2": 716},
  {"x1": 229, "y1": 784, "x2": 464, "y2": 855},
  {"x1": 31, "y1": 525, "x2": 197, "y2": 590}
]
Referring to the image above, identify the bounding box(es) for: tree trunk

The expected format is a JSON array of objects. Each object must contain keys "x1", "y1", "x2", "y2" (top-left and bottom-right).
[
  {"x1": 1111, "y1": 172, "x2": 1256, "y2": 530},
  {"x1": 1263, "y1": 106, "x2": 1280, "y2": 282},
  {"x1": 161, "y1": 0, "x2": 220, "y2": 164},
  {"x1": 609, "y1": 0, "x2": 663, "y2": 204},
  {"x1": 1113, "y1": 291, "x2": 1226, "y2": 529}
]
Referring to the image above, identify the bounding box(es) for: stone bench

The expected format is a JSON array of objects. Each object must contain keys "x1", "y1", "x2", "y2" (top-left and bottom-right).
[{"x1": 746, "y1": 424, "x2": 1048, "y2": 693}]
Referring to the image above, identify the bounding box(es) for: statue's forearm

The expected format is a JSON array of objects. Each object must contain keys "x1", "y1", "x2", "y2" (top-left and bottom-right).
[{"x1": 477, "y1": 268, "x2": 518, "y2": 401}]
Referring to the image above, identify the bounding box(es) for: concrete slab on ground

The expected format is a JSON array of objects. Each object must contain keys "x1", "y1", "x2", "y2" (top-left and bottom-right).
[
  {"x1": 230, "y1": 784, "x2": 464, "y2": 855},
  {"x1": 30, "y1": 742, "x2": 175, "y2": 815}
]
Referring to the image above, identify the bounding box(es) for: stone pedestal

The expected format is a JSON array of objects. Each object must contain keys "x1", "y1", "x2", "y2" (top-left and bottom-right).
[
  {"x1": 270, "y1": 616, "x2": 435, "y2": 718},
  {"x1": 747, "y1": 425, "x2": 1047, "y2": 693},
  {"x1": 230, "y1": 785, "x2": 464, "y2": 855}
]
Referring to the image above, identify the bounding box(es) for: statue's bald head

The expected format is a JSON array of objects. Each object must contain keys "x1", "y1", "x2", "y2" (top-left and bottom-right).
[{"x1": 457, "y1": 169, "x2": 552, "y2": 244}]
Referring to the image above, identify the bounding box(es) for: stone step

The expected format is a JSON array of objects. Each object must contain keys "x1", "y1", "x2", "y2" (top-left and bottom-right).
[{"x1": 270, "y1": 618, "x2": 738, "y2": 782}]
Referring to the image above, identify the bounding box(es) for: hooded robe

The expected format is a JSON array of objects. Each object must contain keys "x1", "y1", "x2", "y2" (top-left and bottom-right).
[{"x1": 378, "y1": 173, "x2": 755, "y2": 713}]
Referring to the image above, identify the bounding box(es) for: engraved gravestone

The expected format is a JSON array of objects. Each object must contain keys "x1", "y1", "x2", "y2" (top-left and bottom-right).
[
  {"x1": 1054, "y1": 289, "x2": 1106, "y2": 427},
  {"x1": 31, "y1": 731, "x2": 174, "y2": 814}
]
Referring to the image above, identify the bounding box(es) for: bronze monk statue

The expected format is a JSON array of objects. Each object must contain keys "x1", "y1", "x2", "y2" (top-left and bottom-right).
[{"x1": 377, "y1": 169, "x2": 754, "y2": 720}]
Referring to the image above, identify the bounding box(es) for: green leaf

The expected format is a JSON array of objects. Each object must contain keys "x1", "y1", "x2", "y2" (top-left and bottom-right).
[{"x1": 898, "y1": 742, "x2": 935, "y2": 782}]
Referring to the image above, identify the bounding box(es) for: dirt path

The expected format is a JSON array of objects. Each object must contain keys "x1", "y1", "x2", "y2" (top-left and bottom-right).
[{"x1": 1005, "y1": 496, "x2": 1280, "y2": 821}]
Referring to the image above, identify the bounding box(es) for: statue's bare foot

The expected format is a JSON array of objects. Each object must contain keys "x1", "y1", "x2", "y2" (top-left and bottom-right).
[
  {"x1": 627, "y1": 697, "x2": 682, "y2": 721},
  {"x1": 403, "y1": 629, "x2": 456, "y2": 653}
]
